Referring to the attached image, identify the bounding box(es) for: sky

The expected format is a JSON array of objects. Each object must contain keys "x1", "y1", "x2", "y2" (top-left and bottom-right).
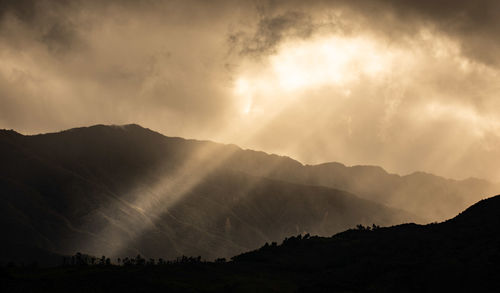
[{"x1": 1, "y1": 0, "x2": 500, "y2": 181}]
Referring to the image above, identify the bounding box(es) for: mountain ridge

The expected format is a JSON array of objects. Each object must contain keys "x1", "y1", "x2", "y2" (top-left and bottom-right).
[
  {"x1": 2, "y1": 124, "x2": 493, "y2": 186},
  {"x1": 0, "y1": 124, "x2": 416, "y2": 264},
  {"x1": 2, "y1": 123, "x2": 497, "y2": 222}
]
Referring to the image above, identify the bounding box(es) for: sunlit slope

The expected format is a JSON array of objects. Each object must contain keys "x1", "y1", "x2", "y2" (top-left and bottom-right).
[{"x1": 0, "y1": 125, "x2": 413, "y2": 262}]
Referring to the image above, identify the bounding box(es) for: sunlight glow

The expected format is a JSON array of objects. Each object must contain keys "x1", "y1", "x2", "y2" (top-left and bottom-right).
[
  {"x1": 232, "y1": 35, "x2": 396, "y2": 116},
  {"x1": 234, "y1": 78, "x2": 253, "y2": 114},
  {"x1": 270, "y1": 37, "x2": 389, "y2": 91}
]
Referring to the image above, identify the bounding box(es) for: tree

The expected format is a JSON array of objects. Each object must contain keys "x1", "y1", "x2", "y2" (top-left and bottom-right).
[
  {"x1": 75, "y1": 252, "x2": 83, "y2": 265},
  {"x1": 135, "y1": 254, "x2": 145, "y2": 265}
]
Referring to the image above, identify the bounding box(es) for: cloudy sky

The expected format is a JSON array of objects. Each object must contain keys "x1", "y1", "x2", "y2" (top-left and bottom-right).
[{"x1": 1, "y1": 0, "x2": 500, "y2": 181}]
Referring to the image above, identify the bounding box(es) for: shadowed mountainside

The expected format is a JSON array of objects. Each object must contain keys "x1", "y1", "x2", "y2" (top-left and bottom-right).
[
  {"x1": 0, "y1": 124, "x2": 413, "y2": 264},
  {"x1": 229, "y1": 194, "x2": 500, "y2": 292},
  {"x1": 2, "y1": 194, "x2": 499, "y2": 292},
  {"x1": 0, "y1": 124, "x2": 497, "y2": 264}
]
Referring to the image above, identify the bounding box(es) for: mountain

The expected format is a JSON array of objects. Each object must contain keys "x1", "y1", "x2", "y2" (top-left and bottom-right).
[
  {"x1": 225, "y1": 157, "x2": 498, "y2": 222},
  {"x1": 302, "y1": 164, "x2": 497, "y2": 222},
  {"x1": 1, "y1": 124, "x2": 496, "y2": 265},
  {"x1": 231, "y1": 194, "x2": 500, "y2": 292},
  {"x1": 0, "y1": 124, "x2": 413, "y2": 264},
  {"x1": 2, "y1": 195, "x2": 499, "y2": 292}
]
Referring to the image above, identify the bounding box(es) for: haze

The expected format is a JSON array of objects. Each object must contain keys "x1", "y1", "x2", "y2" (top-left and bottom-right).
[{"x1": 1, "y1": 0, "x2": 500, "y2": 181}]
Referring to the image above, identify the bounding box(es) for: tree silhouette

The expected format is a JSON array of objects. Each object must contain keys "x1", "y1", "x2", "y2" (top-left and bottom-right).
[{"x1": 135, "y1": 255, "x2": 145, "y2": 266}]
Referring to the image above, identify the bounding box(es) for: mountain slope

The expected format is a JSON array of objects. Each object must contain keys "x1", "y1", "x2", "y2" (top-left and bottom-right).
[
  {"x1": 4, "y1": 124, "x2": 495, "y2": 222},
  {"x1": 226, "y1": 157, "x2": 498, "y2": 222},
  {"x1": 231, "y1": 194, "x2": 500, "y2": 291},
  {"x1": 0, "y1": 124, "x2": 413, "y2": 263},
  {"x1": 2, "y1": 195, "x2": 499, "y2": 292}
]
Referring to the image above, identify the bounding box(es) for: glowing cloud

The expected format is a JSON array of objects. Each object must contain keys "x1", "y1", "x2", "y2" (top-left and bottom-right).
[{"x1": 270, "y1": 36, "x2": 391, "y2": 91}]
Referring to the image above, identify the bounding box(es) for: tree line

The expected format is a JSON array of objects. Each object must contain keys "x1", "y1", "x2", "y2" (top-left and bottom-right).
[{"x1": 61, "y1": 252, "x2": 223, "y2": 267}]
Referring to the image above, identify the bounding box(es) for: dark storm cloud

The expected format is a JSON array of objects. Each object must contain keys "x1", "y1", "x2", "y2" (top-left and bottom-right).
[
  {"x1": 373, "y1": 0, "x2": 500, "y2": 65},
  {"x1": 3, "y1": 0, "x2": 499, "y2": 64},
  {"x1": 225, "y1": 0, "x2": 500, "y2": 66},
  {"x1": 0, "y1": 0, "x2": 83, "y2": 54},
  {"x1": 40, "y1": 21, "x2": 81, "y2": 54},
  {"x1": 229, "y1": 10, "x2": 315, "y2": 57},
  {"x1": 0, "y1": 0, "x2": 38, "y2": 23}
]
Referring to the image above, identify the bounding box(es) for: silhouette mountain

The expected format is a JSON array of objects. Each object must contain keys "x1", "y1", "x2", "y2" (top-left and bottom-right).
[
  {"x1": 2, "y1": 195, "x2": 499, "y2": 292},
  {"x1": 0, "y1": 124, "x2": 413, "y2": 264},
  {"x1": 231, "y1": 194, "x2": 500, "y2": 291},
  {"x1": 0, "y1": 124, "x2": 496, "y2": 265}
]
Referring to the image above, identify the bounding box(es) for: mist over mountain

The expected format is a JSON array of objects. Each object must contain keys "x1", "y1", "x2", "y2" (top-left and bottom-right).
[
  {"x1": 261, "y1": 162, "x2": 498, "y2": 222},
  {"x1": 115, "y1": 127, "x2": 496, "y2": 222},
  {"x1": 200, "y1": 132, "x2": 498, "y2": 222},
  {"x1": 0, "y1": 124, "x2": 497, "y2": 265}
]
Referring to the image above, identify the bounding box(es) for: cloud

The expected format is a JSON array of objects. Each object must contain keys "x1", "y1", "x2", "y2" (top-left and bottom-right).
[
  {"x1": 368, "y1": 0, "x2": 500, "y2": 66},
  {"x1": 0, "y1": 0, "x2": 244, "y2": 135},
  {"x1": 225, "y1": 0, "x2": 500, "y2": 66},
  {"x1": 1, "y1": 0, "x2": 500, "y2": 181},
  {"x1": 0, "y1": 0, "x2": 39, "y2": 23},
  {"x1": 229, "y1": 10, "x2": 315, "y2": 57}
]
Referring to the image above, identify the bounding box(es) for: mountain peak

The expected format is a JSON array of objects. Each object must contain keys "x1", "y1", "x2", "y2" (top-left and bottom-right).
[{"x1": 63, "y1": 123, "x2": 149, "y2": 133}]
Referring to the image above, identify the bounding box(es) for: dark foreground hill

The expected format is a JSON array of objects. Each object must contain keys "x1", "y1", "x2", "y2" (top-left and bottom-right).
[
  {"x1": 0, "y1": 124, "x2": 413, "y2": 264},
  {"x1": 2, "y1": 194, "x2": 500, "y2": 292}
]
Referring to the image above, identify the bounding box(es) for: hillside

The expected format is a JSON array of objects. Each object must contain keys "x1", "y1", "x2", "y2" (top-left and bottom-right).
[
  {"x1": 0, "y1": 124, "x2": 413, "y2": 264},
  {"x1": 226, "y1": 157, "x2": 498, "y2": 222},
  {"x1": 232, "y1": 194, "x2": 500, "y2": 291},
  {"x1": 2, "y1": 195, "x2": 499, "y2": 292}
]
